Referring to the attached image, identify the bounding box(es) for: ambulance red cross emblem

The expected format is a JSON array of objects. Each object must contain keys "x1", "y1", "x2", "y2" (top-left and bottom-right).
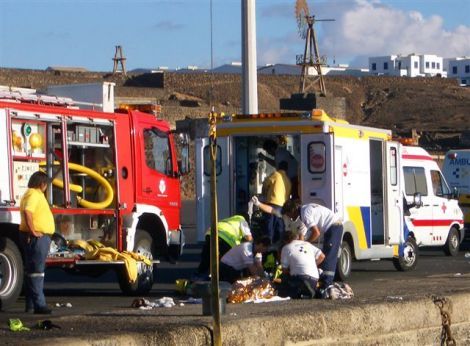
[{"x1": 441, "y1": 202, "x2": 447, "y2": 213}]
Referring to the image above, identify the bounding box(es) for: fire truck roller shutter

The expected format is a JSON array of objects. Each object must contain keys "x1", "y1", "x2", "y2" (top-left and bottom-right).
[{"x1": 40, "y1": 161, "x2": 114, "y2": 209}]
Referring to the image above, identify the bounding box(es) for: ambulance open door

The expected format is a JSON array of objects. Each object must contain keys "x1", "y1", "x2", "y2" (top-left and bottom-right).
[
  {"x1": 195, "y1": 137, "x2": 231, "y2": 242},
  {"x1": 384, "y1": 142, "x2": 403, "y2": 245}
]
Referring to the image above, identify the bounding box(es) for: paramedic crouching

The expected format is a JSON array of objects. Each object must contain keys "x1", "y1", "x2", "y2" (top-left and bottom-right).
[
  {"x1": 253, "y1": 197, "x2": 343, "y2": 289},
  {"x1": 196, "y1": 215, "x2": 253, "y2": 278},
  {"x1": 219, "y1": 237, "x2": 271, "y2": 283}
]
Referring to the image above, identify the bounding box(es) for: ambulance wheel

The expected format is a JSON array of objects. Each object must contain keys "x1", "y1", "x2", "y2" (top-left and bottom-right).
[
  {"x1": 118, "y1": 230, "x2": 154, "y2": 295},
  {"x1": 0, "y1": 238, "x2": 23, "y2": 310},
  {"x1": 444, "y1": 227, "x2": 460, "y2": 256},
  {"x1": 393, "y1": 238, "x2": 418, "y2": 271},
  {"x1": 335, "y1": 241, "x2": 352, "y2": 281}
]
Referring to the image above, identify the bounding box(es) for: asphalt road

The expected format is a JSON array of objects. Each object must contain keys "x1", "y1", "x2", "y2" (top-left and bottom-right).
[{"x1": 2, "y1": 238, "x2": 470, "y2": 317}]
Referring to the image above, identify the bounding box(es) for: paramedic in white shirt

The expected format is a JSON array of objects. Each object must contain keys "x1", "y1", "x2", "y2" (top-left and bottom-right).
[
  {"x1": 279, "y1": 230, "x2": 325, "y2": 298},
  {"x1": 253, "y1": 197, "x2": 343, "y2": 288},
  {"x1": 219, "y1": 237, "x2": 271, "y2": 283}
]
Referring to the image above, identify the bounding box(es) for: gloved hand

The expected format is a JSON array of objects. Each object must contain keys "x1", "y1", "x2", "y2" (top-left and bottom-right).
[{"x1": 251, "y1": 196, "x2": 261, "y2": 207}]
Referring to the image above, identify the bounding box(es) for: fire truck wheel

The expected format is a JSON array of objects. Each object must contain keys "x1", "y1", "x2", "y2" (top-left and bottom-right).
[
  {"x1": 335, "y1": 240, "x2": 352, "y2": 281},
  {"x1": 393, "y1": 237, "x2": 418, "y2": 272},
  {"x1": 0, "y1": 238, "x2": 24, "y2": 310},
  {"x1": 118, "y1": 230, "x2": 154, "y2": 295},
  {"x1": 443, "y1": 227, "x2": 460, "y2": 257},
  {"x1": 133, "y1": 230, "x2": 155, "y2": 260},
  {"x1": 118, "y1": 265, "x2": 154, "y2": 296}
]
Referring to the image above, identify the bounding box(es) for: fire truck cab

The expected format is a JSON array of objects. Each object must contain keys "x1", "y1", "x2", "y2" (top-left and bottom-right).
[
  {"x1": 183, "y1": 109, "x2": 463, "y2": 280},
  {"x1": 0, "y1": 92, "x2": 188, "y2": 308}
]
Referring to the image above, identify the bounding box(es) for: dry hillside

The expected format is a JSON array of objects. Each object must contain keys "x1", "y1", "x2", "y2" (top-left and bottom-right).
[
  {"x1": 2, "y1": 68, "x2": 470, "y2": 200},
  {"x1": 2, "y1": 68, "x2": 469, "y2": 133}
]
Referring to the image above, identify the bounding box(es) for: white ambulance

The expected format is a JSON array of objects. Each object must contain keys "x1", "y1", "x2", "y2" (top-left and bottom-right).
[
  {"x1": 183, "y1": 110, "x2": 464, "y2": 279},
  {"x1": 442, "y1": 149, "x2": 470, "y2": 234}
]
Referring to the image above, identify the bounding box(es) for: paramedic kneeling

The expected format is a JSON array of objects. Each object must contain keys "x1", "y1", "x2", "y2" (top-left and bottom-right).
[
  {"x1": 278, "y1": 230, "x2": 325, "y2": 298},
  {"x1": 219, "y1": 237, "x2": 271, "y2": 283},
  {"x1": 282, "y1": 199, "x2": 343, "y2": 288}
]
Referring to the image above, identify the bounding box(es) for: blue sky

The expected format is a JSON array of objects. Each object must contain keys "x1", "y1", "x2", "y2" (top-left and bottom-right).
[{"x1": 0, "y1": 0, "x2": 469, "y2": 71}]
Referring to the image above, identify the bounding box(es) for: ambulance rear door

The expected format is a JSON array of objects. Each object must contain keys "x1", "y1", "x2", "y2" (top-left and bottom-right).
[
  {"x1": 384, "y1": 142, "x2": 403, "y2": 245},
  {"x1": 300, "y1": 133, "x2": 334, "y2": 210},
  {"x1": 195, "y1": 137, "x2": 231, "y2": 241}
]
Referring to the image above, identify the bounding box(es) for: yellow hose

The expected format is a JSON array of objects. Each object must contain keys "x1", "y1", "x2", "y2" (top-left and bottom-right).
[{"x1": 40, "y1": 161, "x2": 114, "y2": 209}]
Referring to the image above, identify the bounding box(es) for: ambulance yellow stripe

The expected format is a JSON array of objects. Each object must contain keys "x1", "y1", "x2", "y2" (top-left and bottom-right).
[
  {"x1": 347, "y1": 206, "x2": 368, "y2": 250},
  {"x1": 393, "y1": 245, "x2": 399, "y2": 256},
  {"x1": 331, "y1": 126, "x2": 390, "y2": 141},
  {"x1": 217, "y1": 125, "x2": 323, "y2": 136}
]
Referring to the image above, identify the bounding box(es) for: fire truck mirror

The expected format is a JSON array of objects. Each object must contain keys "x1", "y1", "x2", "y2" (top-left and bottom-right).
[
  {"x1": 175, "y1": 133, "x2": 190, "y2": 176},
  {"x1": 178, "y1": 159, "x2": 189, "y2": 176}
]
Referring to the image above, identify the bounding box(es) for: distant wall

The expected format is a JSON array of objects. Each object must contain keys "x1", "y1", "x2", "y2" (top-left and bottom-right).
[{"x1": 0, "y1": 68, "x2": 125, "y2": 90}]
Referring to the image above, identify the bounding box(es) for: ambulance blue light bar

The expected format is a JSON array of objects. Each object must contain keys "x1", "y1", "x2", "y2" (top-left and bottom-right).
[{"x1": 447, "y1": 152, "x2": 458, "y2": 160}]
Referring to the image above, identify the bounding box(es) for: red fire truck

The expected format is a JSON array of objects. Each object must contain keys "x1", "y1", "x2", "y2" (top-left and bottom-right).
[{"x1": 0, "y1": 92, "x2": 188, "y2": 309}]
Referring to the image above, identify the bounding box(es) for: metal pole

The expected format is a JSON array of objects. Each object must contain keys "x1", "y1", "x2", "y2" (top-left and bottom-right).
[
  {"x1": 209, "y1": 110, "x2": 222, "y2": 346},
  {"x1": 242, "y1": 0, "x2": 258, "y2": 114}
]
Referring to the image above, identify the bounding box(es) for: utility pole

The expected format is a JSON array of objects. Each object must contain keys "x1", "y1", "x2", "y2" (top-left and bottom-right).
[{"x1": 209, "y1": 110, "x2": 222, "y2": 346}]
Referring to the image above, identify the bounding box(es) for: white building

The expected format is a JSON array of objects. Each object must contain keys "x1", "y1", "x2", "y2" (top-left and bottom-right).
[
  {"x1": 447, "y1": 57, "x2": 470, "y2": 86},
  {"x1": 315, "y1": 64, "x2": 370, "y2": 77},
  {"x1": 257, "y1": 63, "x2": 369, "y2": 77},
  {"x1": 369, "y1": 54, "x2": 445, "y2": 77},
  {"x1": 369, "y1": 55, "x2": 399, "y2": 76}
]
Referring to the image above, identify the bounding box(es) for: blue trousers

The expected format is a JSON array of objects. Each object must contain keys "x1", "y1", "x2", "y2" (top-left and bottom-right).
[
  {"x1": 19, "y1": 232, "x2": 51, "y2": 310},
  {"x1": 278, "y1": 274, "x2": 318, "y2": 299},
  {"x1": 264, "y1": 204, "x2": 284, "y2": 244},
  {"x1": 319, "y1": 224, "x2": 343, "y2": 287}
]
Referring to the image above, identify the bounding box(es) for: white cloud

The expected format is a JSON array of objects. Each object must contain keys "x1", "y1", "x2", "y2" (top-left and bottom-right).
[
  {"x1": 257, "y1": 0, "x2": 470, "y2": 68},
  {"x1": 320, "y1": 0, "x2": 470, "y2": 66}
]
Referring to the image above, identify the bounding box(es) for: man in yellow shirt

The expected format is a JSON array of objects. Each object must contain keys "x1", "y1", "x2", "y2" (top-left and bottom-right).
[
  {"x1": 260, "y1": 161, "x2": 291, "y2": 243},
  {"x1": 19, "y1": 171, "x2": 55, "y2": 314}
]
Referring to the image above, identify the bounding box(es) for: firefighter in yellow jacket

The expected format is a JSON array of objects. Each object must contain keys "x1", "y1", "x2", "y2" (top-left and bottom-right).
[{"x1": 195, "y1": 215, "x2": 253, "y2": 278}]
